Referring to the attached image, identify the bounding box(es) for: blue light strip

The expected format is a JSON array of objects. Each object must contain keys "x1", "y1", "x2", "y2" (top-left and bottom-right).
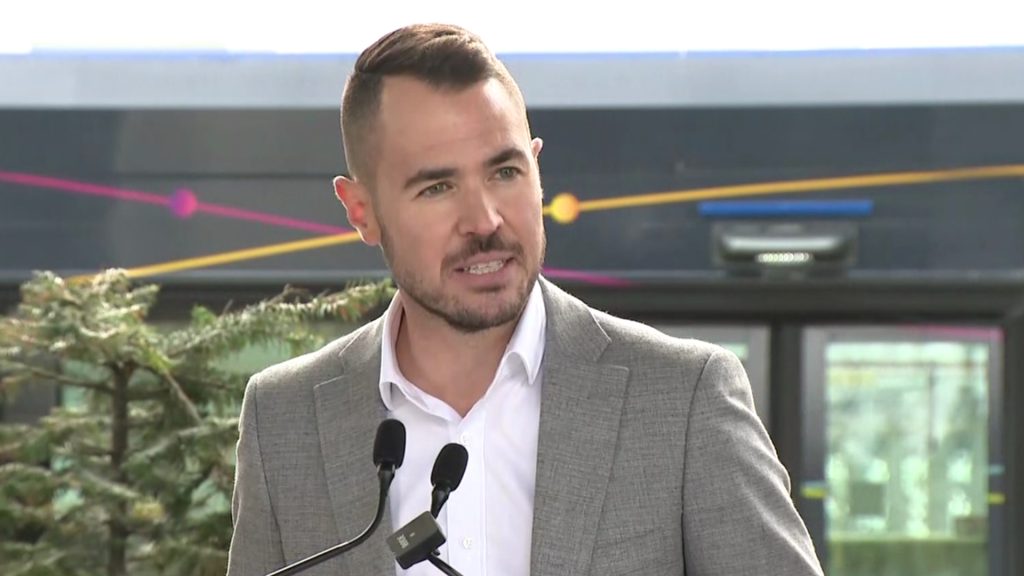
[{"x1": 698, "y1": 200, "x2": 874, "y2": 218}]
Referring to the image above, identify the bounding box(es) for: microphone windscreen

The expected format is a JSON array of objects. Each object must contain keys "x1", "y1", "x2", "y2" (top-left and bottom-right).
[
  {"x1": 430, "y1": 443, "x2": 469, "y2": 492},
  {"x1": 373, "y1": 419, "x2": 406, "y2": 469}
]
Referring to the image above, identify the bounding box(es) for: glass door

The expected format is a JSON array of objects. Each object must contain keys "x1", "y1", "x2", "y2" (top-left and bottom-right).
[{"x1": 801, "y1": 325, "x2": 1004, "y2": 576}]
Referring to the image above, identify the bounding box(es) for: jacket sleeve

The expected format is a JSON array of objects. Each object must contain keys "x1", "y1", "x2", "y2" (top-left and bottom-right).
[
  {"x1": 681, "y1": 348, "x2": 824, "y2": 576},
  {"x1": 227, "y1": 375, "x2": 286, "y2": 576}
]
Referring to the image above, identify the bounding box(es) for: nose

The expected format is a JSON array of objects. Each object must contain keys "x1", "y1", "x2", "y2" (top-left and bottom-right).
[{"x1": 456, "y1": 185, "x2": 503, "y2": 237}]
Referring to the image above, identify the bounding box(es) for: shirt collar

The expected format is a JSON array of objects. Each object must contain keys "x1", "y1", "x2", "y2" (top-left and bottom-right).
[{"x1": 378, "y1": 280, "x2": 547, "y2": 411}]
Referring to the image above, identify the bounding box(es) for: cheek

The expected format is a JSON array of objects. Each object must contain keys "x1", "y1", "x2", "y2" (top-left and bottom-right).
[
  {"x1": 391, "y1": 211, "x2": 450, "y2": 261},
  {"x1": 504, "y1": 209, "x2": 544, "y2": 261}
]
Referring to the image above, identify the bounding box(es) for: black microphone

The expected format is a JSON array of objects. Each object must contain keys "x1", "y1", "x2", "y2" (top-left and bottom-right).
[
  {"x1": 430, "y1": 443, "x2": 469, "y2": 517},
  {"x1": 266, "y1": 419, "x2": 406, "y2": 576},
  {"x1": 426, "y1": 444, "x2": 468, "y2": 575},
  {"x1": 387, "y1": 442, "x2": 469, "y2": 575}
]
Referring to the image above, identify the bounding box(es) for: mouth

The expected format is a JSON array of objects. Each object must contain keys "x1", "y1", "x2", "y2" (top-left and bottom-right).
[{"x1": 456, "y1": 258, "x2": 512, "y2": 275}]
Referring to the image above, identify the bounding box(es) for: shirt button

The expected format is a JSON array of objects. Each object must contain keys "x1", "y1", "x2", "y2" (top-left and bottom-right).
[
  {"x1": 462, "y1": 537, "x2": 474, "y2": 550},
  {"x1": 460, "y1": 432, "x2": 471, "y2": 444}
]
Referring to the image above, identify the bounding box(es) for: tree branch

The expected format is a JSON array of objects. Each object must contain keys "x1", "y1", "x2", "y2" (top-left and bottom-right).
[
  {"x1": 186, "y1": 464, "x2": 217, "y2": 497},
  {"x1": 0, "y1": 361, "x2": 112, "y2": 393},
  {"x1": 128, "y1": 416, "x2": 163, "y2": 430},
  {"x1": 128, "y1": 389, "x2": 166, "y2": 402},
  {"x1": 164, "y1": 285, "x2": 323, "y2": 358},
  {"x1": 158, "y1": 369, "x2": 202, "y2": 425},
  {"x1": 72, "y1": 442, "x2": 114, "y2": 459},
  {"x1": 173, "y1": 376, "x2": 237, "y2": 393}
]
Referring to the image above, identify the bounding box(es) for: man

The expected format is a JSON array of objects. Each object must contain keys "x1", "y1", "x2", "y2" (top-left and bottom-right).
[{"x1": 227, "y1": 23, "x2": 824, "y2": 576}]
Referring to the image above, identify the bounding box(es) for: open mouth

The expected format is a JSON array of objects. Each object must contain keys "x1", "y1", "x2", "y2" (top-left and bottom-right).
[{"x1": 457, "y1": 258, "x2": 510, "y2": 275}]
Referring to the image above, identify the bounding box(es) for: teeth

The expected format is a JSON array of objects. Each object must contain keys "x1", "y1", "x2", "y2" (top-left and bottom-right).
[{"x1": 464, "y1": 260, "x2": 505, "y2": 275}]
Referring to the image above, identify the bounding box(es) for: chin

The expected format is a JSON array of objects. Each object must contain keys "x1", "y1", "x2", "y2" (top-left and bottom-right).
[{"x1": 446, "y1": 295, "x2": 528, "y2": 333}]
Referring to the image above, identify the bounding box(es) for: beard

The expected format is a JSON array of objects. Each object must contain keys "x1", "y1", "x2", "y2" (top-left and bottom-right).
[{"x1": 380, "y1": 227, "x2": 544, "y2": 333}]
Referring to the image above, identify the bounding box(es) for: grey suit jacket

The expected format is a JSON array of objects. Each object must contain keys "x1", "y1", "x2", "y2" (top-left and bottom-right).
[{"x1": 227, "y1": 277, "x2": 824, "y2": 576}]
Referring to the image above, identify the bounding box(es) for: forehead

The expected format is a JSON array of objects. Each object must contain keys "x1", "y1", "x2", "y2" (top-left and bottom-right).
[{"x1": 374, "y1": 77, "x2": 530, "y2": 175}]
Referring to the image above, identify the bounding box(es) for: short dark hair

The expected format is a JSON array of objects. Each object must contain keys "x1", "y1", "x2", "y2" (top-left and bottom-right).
[{"x1": 340, "y1": 23, "x2": 525, "y2": 185}]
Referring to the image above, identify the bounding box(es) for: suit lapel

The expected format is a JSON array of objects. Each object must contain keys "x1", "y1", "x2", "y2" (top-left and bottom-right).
[
  {"x1": 530, "y1": 279, "x2": 630, "y2": 576},
  {"x1": 313, "y1": 319, "x2": 394, "y2": 575}
]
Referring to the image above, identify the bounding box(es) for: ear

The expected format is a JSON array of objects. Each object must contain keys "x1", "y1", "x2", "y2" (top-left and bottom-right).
[
  {"x1": 530, "y1": 137, "x2": 545, "y2": 198},
  {"x1": 333, "y1": 175, "x2": 381, "y2": 246},
  {"x1": 531, "y1": 137, "x2": 544, "y2": 161}
]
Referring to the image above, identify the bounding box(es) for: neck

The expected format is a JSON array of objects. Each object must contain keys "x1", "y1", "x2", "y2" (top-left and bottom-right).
[{"x1": 395, "y1": 301, "x2": 518, "y2": 417}]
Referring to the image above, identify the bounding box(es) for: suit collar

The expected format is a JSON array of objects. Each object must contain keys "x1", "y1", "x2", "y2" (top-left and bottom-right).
[
  {"x1": 536, "y1": 276, "x2": 610, "y2": 362},
  {"x1": 313, "y1": 318, "x2": 394, "y2": 575},
  {"x1": 531, "y1": 277, "x2": 630, "y2": 576},
  {"x1": 377, "y1": 278, "x2": 549, "y2": 412}
]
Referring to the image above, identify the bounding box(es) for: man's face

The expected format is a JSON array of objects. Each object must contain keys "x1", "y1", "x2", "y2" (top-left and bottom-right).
[{"x1": 338, "y1": 76, "x2": 545, "y2": 333}]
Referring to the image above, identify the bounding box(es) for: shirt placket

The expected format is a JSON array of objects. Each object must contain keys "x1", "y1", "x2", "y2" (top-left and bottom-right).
[{"x1": 444, "y1": 408, "x2": 487, "y2": 575}]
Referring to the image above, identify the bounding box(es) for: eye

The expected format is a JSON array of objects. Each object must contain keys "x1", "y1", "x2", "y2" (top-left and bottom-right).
[
  {"x1": 418, "y1": 182, "x2": 451, "y2": 197},
  {"x1": 495, "y1": 166, "x2": 522, "y2": 180}
]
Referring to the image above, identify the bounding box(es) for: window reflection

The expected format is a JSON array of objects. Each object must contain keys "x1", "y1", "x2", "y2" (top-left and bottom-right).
[{"x1": 816, "y1": 327, "x2": 998, "y2": 576}]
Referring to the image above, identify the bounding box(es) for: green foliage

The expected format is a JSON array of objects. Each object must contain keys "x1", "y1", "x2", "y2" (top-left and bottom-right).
[{"x1": 0, "y1": 269, "x2": 394, "y2": 576}]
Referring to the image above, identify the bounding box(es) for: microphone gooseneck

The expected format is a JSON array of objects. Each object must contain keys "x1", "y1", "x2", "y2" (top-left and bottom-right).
[
  {"x1": 266, "y1": 419, "x2": 406, "y2": 576},
  {"x1": 424, "y1": 443, "x2": 469, "y2": 575},
  {"x1": 386, "y1": 441, "x2": 469, "y2": 576},
  {"x1": 427, "y1": 554, "x2": 465, "y2": 576}
]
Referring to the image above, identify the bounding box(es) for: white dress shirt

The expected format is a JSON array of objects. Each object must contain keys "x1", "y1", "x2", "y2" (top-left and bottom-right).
[{"x1": 378, "y1": 281, "x2": 546, "y2": 576}]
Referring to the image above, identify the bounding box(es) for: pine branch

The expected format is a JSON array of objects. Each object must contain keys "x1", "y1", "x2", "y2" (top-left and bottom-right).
[
  {"x1": 157, "y1": 369, "x2": 201, "y2": 426},
  {"x1": 1, "y1": 544, "x2": 71, "y2": 576},
  {"x1": 74, "y1": 468, "x2": 143, "y2": 504},
  {"x1": 0, "y1": 461, "x2": 60, "y2": 484},
  {"x1": 127, "y1": 389, "x2": 165, "y2": 401},
  {"x1": 0, "y1": 328, "x2": 51, "y2": 349},
  {"x1": 182, "y1": 464, "x2": 216, "y2": 505},
  {"x1": 124, "y1": 419, "x2": 237, "y2": 471},
  {"x1": 165, "y1": 280, "x2": 393, "y2": 359},
  {"x1": 0, "y1": 361, "x2": 112, "y2": 393},
  {"x1": 0, "y1": 425, "x2": 37, "y2": 461},
  {"x1": 73, "y1": 443, "x2": 114, "y2": 459},
  {"x1": 0, "y1": 499, "x2": 57, "y2": 528},
  {"x1": 127, "y1": 416, "x2": 163, "y2": 430},
  {"x1": 175, "y1": 378, "x2": 238, "y2": 397}
]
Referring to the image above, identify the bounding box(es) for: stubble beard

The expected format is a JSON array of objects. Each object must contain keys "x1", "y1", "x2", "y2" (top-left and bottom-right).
[{"x1": 380, "y1": 228, "x2": 545, "y2": 334}]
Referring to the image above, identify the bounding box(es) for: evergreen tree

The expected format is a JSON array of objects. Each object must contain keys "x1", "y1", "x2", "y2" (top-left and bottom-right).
[{"x1": 0, "y1": 270, "x2": 394, "y2": 576}]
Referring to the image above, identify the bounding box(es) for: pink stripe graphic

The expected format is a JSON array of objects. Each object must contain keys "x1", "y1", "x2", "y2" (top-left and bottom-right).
[{"x1": 0, "y1": 170, "x2": 631, "y2": 287}]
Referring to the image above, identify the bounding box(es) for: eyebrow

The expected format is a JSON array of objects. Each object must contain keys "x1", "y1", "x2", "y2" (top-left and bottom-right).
[
  {"x1": 484, "y1": 147, "x2": 529, "y2": 168},
  {"x1": 401, "y1": 146, "x2": 529, "y2": 191},
  {"x1": 402, "y1": 166, "x2": 456, "y2": 191}
]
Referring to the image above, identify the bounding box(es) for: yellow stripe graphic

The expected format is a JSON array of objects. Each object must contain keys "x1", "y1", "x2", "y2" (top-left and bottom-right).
[
  {"x1": 72, "y1": 233, "x2": 361, "y2": 282},
  {"x1": 73, "y1": 164, "x2": 1024, "y2": 280}
]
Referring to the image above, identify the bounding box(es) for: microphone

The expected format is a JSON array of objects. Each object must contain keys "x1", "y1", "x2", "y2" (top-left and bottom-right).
[
  {"x1": 266, "y1": 419, "x2": 406, "y2": 576},
  {"x1": 430, "y1": 443, "x2": 469, "y2": 517},
  {"x1": 387, "y1": 442, "x2": 469, "y2": 574},
  {"x1": 374, "y1": 417, "x2": 407, "y2": 486}
]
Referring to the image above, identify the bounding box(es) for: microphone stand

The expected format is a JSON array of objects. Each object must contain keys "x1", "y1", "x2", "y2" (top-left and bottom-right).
[
  {"x1": 388, "y1": 442, "x2": 469, "y2": 576},
  {"x1": 267, "y1": 468, "x2": 395, "y2": 576},
  {"x1": 427, "y1": 554, "x2": 464, "y2": 576}
]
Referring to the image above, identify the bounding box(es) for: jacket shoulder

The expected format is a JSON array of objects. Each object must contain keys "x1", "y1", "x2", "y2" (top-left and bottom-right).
[
  {"x1": 590, "y1": 308, "x2": 733, "y2": 369},
  {"x1": 246, "y1": 318, "x2": 381, "y2": 397}
]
